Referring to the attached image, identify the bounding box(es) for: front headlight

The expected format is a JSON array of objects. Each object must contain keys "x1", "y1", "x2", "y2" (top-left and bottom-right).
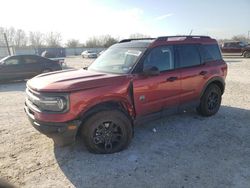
[{"x1": 38, "y1": 96, "x2": 68, "y2": 112}]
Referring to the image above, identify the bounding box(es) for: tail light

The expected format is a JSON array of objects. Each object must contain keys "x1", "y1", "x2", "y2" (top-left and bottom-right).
[
  {"x1": 55, "y1": 59, "x2": 64, "y2": 66},
  {"x1": 221, "y1": 61, "x2": 228, "y2": 77}
]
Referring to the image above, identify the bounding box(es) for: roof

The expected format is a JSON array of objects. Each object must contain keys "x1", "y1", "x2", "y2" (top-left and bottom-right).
[
  {"x1": 114, "y1": 35, "x2": 217, "y2": 48},
  {"x1": 111, "y1": 39, "x2": 154, "y2": 48}
]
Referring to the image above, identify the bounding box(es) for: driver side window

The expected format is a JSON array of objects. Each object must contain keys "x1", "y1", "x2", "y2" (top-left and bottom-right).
[{"x1": 143, "y1": 46, "x2": 174, "y2": 72}]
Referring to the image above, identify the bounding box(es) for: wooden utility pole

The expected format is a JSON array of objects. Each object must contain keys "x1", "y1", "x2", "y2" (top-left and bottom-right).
[{"x1": 3, "y1": 33, "x2": 11, "y2": 55}]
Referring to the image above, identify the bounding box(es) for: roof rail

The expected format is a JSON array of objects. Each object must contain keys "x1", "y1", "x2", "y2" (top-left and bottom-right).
[
  {"x1": 119, "y1": 38, "x2": 155, "y2": 43},
  {"x1": 156, "y1": 35, "x2": 211, "y2": 41}
]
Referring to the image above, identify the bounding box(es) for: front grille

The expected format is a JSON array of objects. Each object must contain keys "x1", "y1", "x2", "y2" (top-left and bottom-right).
[{"x1": 26, "y1": 88, "x2": 41, "y2": 112}]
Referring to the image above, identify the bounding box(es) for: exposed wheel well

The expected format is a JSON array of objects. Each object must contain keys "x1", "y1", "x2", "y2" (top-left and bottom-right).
[
  {"x1": 201, "y1": 79, "x2": 225, "y2": 98},
  {"x1": 77, "y1": 101, "x2": 133, "y2": 135},
  {"x1": 211, "y1": 80, "x2": 224, "y2": 94}
]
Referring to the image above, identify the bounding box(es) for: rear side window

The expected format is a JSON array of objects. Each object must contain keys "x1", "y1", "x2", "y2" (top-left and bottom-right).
[
  {"x1": 200, "y1": 44, "x2": 222, "y2": 62},
  {"x1": 38, "y1": 57, "x2": 49, "y2": 63},
  {"x1": 176, "y1": 44, "x2": 201, "y2": 68},
  {"x1": 24, "y1": 57, "x2": 39, "y2": 64}
]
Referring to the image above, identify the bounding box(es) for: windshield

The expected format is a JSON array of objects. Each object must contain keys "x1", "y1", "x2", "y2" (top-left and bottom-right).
[
  {"x1": 239, "y1": 42, "x2": 248, "y2": 47},
  {"x1": 88, "y1": 47, "x2": 145, "y2": 74}
]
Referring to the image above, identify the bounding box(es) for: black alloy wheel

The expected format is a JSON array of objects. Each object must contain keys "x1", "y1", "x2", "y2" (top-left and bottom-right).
[{"x1": 81, "y1": 110, "x2": 133, "y2": 154}]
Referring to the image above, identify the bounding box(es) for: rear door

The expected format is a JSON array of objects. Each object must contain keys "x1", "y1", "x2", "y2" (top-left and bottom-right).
[
  {"x1": 22, "y1": 55, "x2": 44, "y2": 77},
  {"x1": 133, "y1": 45, "x2": 181, "y2": 116},
  {"x1": 175, "y1": 44, "x2": 205, "y2": 107}
]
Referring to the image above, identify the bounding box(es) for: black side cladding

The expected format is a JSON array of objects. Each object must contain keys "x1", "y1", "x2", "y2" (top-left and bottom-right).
[{"x1": 128, "y1": 81, "x2": 136, "y2": 117}]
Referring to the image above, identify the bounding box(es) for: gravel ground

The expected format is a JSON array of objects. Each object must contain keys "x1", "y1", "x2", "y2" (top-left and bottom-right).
[{"x1": 0, "y1": 56, "x2": 250, "y2": 188}]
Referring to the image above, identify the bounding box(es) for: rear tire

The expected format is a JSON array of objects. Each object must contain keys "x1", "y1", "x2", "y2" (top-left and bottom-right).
[
  {"x1": 243, "y1": 51, "x2": 250, "y2": 58},
  {"x1": 197, "y1": 84, "x2": 222, "y2": 116},
  {"x1": 81, "y1": 110, "x2": 133, "y2": 154}
]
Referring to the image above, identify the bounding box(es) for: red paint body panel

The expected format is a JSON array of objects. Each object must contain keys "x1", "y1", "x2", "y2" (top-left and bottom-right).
[
  {"x1": 179, "y1": 60, "x2": 227, "y2": 104},
  {"x1": 28, "y1": 70, "x2": 134, "y2": 123},
  {"x1": 25, "y1": 36, "x2": 227, "y2": 125},
  {"x1": 132, "y1": 70, "x2": 181, "y2": 116}
]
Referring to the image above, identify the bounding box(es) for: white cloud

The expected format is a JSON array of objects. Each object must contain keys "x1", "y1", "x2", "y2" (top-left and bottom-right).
[{"x1": 155, "y1": 13, "x2": 174, "y2": 21}]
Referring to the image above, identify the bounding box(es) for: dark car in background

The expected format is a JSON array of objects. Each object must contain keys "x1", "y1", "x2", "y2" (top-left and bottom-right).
[
  {"x1": 0, "y1": 55, "x2": 62, "y2": 82},
  {"x1": 221, "y1": 41, "x2": 250, "y2": 58}
]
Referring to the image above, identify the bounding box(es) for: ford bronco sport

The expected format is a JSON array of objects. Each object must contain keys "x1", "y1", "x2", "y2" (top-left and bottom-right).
[{"x1": 24, "y1": 35, "x2": 227, "y2": 154}]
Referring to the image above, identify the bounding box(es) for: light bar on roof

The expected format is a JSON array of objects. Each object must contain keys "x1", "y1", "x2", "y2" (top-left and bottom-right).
[{"x1": 167, "y1": 37, "x2": 187, "y2": 41}]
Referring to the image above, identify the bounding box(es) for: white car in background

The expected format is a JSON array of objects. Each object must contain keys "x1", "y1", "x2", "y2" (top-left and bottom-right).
[{"x1": 81, "y1": 50, "x2": 97, "y2": 58}]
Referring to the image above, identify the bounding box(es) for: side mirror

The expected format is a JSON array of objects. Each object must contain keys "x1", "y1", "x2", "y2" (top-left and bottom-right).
[{"x1": 143, "y1": 65, "x2": 160, "y2": 76}]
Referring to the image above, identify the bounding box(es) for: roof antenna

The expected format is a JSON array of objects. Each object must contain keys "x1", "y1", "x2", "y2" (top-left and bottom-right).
[{"x1": 189, "y1": 29, "x2": 193, "y2": 35}]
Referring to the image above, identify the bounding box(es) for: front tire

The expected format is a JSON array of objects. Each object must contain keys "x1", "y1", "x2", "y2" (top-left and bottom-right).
[
  {"x1": 197, "y1": 84, "x2": 222, "y2": 116},
  {"x1": 81, "y1": 110, "x2": 133, "y2": 154}
]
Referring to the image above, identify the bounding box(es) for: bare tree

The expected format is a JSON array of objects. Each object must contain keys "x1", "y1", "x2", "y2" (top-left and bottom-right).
[
  {"x1": 29, "y1": 31, "x2": 44, "y2": 48},
  {"x1": 85, "y1": 35, "x2": 118, "y2": 48},
  {"x1": 45, "y1": 32, "x2": 62, "y2": 47},
  {"x1": 0, "y1": 27, "x2": 28, "y2": 47},
  {"x1": 14, "y1": 29, "x2": 27, "y2": 47},
  {"x1": 129, "y1": 33, "x2": 151, "y2": 39},
  {"x1": 66, "y1": 39, "x2": 80, "y2": 48},
  {"x1": 85, "y1": 37, "x2": 102, "y2": 48},
  {"x1": 1, "y1": 27, "x2": 16, "y2": 46},
  {"x1": 232, "y1": 35, "x2": 249, "y2": 42},
  {"x1": 99, "y1": 35, "x2": 118, "y2": 48},
  {"x1": 0, "y1": 27, "x2": 5, "y2": 46}
]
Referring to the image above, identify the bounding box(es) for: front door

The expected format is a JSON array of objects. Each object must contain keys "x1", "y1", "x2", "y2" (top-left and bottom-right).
[
  {"x1": 0, "y1": 56, "x2": 26, "y2": 80},
  {"x1": 133, "y1": 45, "x2": 181, "y2": 116}
]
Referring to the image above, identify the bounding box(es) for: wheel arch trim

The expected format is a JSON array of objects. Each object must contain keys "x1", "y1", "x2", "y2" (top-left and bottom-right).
[{"x1": 200, "y1": 77, "x2": 225, "y2": 98}]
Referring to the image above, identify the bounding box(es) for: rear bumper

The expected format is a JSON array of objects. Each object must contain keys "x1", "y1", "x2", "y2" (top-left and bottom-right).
[{"x1": 24, "y1": 105, "x2": 81, "y2": 146}]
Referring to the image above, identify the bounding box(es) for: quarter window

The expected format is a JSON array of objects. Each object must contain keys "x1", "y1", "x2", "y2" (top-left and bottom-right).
[
  {"x1": 176, "y1": 45, "x2": 201, "y2": 68},
  {"x1": 200, "y1": 44, "x2": 222, "y2": 62},
  {"x1": 143, "y1": 46, "x2": 174, "y2": 72}
]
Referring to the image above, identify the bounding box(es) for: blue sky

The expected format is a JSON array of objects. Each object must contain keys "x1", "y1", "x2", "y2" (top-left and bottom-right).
[
  {"x1": 0, "y1": 0, "x2": 249, "y2": 42},
  {"x1": 97, "y1": 0, "x2": 250, "y2": 38}
]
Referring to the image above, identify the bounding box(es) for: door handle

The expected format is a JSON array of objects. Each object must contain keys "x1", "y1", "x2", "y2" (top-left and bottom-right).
[
  {"x1": 166, "y1": 77, "x2": 178, "y2": 82},
  {"x1": 199, "y1": 71, "x2": 208, "y2": 76}
]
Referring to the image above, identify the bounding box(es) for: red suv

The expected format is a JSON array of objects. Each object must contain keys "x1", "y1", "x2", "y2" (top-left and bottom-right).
[
  {"x1": 24, "y1": 36, "x2": 227, "y2": 154},
  {"x1": 221, "y1": 41, "x2": 250, "y2": 58}
]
